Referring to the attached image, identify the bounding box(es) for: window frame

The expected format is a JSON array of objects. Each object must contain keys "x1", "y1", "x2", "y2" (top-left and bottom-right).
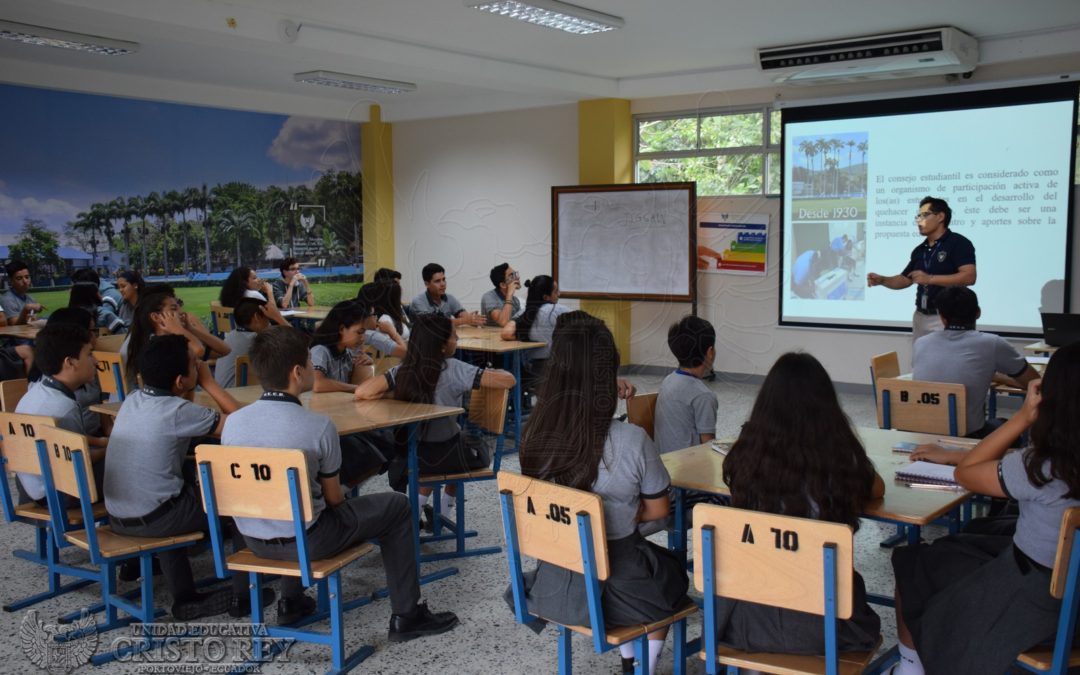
[{"x1": 634, "y1": 105, "x2": 782, "y2": 197}]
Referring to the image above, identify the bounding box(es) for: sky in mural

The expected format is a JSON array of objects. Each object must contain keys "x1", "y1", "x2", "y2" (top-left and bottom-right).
[{"x1": 0, "y1": 83, "x2": 360, "y2": 236}]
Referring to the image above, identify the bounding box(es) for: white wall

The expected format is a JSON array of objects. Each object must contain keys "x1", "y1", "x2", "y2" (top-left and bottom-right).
[{"x1": 393, "y1": 104, "x2": 579, "y2": 308}]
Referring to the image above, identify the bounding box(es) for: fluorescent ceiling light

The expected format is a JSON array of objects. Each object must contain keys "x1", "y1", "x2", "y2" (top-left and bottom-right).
[
  {"x1": 466, "y1": 0, "x2": 624, "y2": 35},
  {"x1": 294, "y1": 70, "x2": 417, "y2": 94},
  {"x1": 0, "y1": 20, "x2": 138, "y2": 55}
]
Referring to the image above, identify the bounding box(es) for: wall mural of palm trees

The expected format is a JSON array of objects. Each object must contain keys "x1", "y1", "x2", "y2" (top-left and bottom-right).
[
  {"x1": 792, "y1": 132, "x2": 869, "y2": 223},
  {"x1": 0, "y1": 82, "x2": 362, "y2": 279}
]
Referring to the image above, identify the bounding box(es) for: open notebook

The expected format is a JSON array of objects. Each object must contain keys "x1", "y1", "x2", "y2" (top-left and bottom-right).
[{"x1": 895, "y1": 461, "x2": 958, "y2": 487}]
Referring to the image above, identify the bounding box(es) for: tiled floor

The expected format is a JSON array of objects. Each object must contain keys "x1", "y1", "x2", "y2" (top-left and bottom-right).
[{"x1": 0, "y1": 372, "x2": 974, "y2": 674}]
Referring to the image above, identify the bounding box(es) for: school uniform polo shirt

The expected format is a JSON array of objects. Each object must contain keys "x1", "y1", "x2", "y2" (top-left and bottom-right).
[
  {"x1": 14, "y1": 377, "x2": 87, "y2": 501},
  {"x1": 270, "y1": 278, "x2": 310, "y2": 309},
  {"x1": 214, "y1": 328, "x2": 257, "y2": 389},
  {"x1": 311, "y1": 344, "x2": 354, "y2": 383},
  {"x1": 364, "y1": 329, "x2": 399, "y2": 356},
  {"x1": 221, "y1": 392, "x2": 342, "y2": 540},
  {"x1": 593, "y1": 420, "x2": 670, "y2": 540},
  {"x1": 0, "y1": 289, "x2": 36, "y2": 319},
  {"x1": 385, "y1": 357, "x2": 482, "y2": 442},
  {"x1": 913, "y1": 327, "x2": 1028, "y2": 434},
  {"x1": 527, "y1": 303, "x2": 571, "y2": 359},
  {"x1": 480, "y1": 289, "x2": 521, "y2": 326},
  {"x1": 654, "y1": 370, "x2": 718, "y2": 454},
  {"x1": 409, "y1": 290, "x2": 464, "y2": 319},
  {"x1": 103, "y1": 387, "x2": 219, "y2": 519},
  {"x1": 900, "y1": 229, "x2": 976, "y2": 313}
]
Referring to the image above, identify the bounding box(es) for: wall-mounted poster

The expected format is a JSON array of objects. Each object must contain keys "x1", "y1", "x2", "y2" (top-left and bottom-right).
[{"x1": 697, "y1": 214, "x2": 769, "y2": 276}]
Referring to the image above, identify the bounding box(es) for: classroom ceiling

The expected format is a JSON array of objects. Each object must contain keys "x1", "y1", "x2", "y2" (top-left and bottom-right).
[{"x1": 1, "y1": 0, "x2": 1079, "y2": 121}]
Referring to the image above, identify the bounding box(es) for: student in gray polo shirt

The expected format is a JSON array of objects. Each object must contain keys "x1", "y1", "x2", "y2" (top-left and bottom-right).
[
  {"x1": 480, "y1": 263, "x2": 522, "y2": 327},
  {"x1": 309, "y1": 300, "x2": 394, "y2": 483},
  {"x1": 222, "y1": 326, "x2": 459, "y2": 638},
  {"x1": 408, "y1": 262, "x2": 485, "y2": 327},
  {"x1": 104, "y1": 335, "x2": 264, "y2": 620},
  {"x1": 654, "y1": 315, "x2": 718, "y2": 454},
  {"x1": 912, "y1": 287, "x2": 1039, "y2": 440},
  {"x1": 14, "y1": 322, "x2": 106, "y2": 505},
  {"x1": 214, "y1": 298, "x2": 271, "y2": 388},
  {"x1": 2, "y1": 259, "x2": 44, "y2": 327}
]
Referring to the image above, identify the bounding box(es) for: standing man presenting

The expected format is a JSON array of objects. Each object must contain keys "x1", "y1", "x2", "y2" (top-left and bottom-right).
[{"x1": 867, "y1": 196, "x2": 976, "y2": 342}]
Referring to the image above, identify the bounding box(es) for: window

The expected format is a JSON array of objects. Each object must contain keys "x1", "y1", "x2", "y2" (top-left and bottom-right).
[{"x1": 635, "y1": 107, "x2": 781, "y2": 196}]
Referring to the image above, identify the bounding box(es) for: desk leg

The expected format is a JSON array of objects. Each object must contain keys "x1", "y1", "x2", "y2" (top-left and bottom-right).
[
  {"x1": 879, "y1": 523, "x2": 911, "y2": 548},
  {"x1": 508, "y1": 352, "x2": 522, "y2": 453},
  {"x1": 405, "y1": 422, "x2": 458, "y2": 585},
  {"x1": 988, "y1": 390, "x2": 997, "y2": 419},
  {"x1": 669, "y1": 488, "x2": 687, "y2": 565}
]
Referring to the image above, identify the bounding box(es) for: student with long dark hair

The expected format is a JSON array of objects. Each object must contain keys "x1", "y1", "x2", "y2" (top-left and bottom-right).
[
  {"x1": 124, "y1": 285, "x2": 230, "y2": 388},
  {"x1": 357, "y1": 280, "x2": 410, "y2": 347},
  {"x1": 116, "y1": 270, "x2": 144, "y2": 326},
  {"x1": 219, "y1": 266, "x2": 287, "y2": 326},
  {"x1": 514, "y1": 311, "x2": 686, "y2": 675},
  {"x1": 891, "y1": 343, "x2": 1080, "y2": 675},
  {"x1": 355, "y1": 313, "x2": 514, "y2": 512},
  {"x1": 69, "y1": 282, "x2": 126, "y2": 334},
  {"x1": 500, "y1": 274, "x2": 569, "y2": 389},
  {"x1": 717, "y1": 352, "x2": 883, "y2": 655}
]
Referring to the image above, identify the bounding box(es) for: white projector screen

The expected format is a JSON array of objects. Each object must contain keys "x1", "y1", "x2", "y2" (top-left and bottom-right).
[{"x1": 779, "y1": 82, "x2": 1078, "y2": 336}]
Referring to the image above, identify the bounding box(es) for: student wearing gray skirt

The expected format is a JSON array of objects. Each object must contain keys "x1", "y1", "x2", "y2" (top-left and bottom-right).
[
  {"x1": 892, "y1": 343, "x2": 1080, "y2": 675},
  {"x1": 717, "y1": 352, "x2": 884, "y2": 656},
  {"x1": 514, "y1": 311, "x2": 688, "y2": 675}
]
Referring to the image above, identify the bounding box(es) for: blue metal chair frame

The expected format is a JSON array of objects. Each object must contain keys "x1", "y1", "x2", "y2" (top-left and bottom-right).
[
  {"x1": 500, "y1": 488, "x2": 689, "y2": 675},
  {"x1": 37, "y1": 440, "x2": 201, "y2": 664},
  {"x1": 1014, "y1": 519, "x2": 1080, "y2": 674},
  {"x1": 199, "y1": 461, "x2": 375, "y2": 674}
]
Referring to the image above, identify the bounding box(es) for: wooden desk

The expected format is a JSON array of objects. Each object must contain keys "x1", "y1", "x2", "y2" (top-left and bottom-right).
[
  {"x1": 454, "y1": 332, "x2": 545, "y2": 452},
  {"x1": 91, "y1": 386, "x2": 463, "y2": 436},
  {"x1": 0, "y1": 325, "x2": 40, "y2": 340},
  {"x1": 286, "y1": 305, "x2": 333, "y2": 321},
  {"x1": 663, "y1": 426, "x2": 973, "y2": 557},
  {"x1": 1024, "y1": 341, "x2": 1057, "y2": 354}
]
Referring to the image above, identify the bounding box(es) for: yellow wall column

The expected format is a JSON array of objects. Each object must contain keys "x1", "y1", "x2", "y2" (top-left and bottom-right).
[
  {"x1": 361, "y1": 105, "x2": 395, "y2": 278},
  {"x1": 577, "y1": 98, "x2": 633, "y2": 359}
]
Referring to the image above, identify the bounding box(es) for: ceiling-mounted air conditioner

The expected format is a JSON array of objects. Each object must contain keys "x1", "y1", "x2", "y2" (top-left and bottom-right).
[{"x1": 758, "y1": 27, "x2": 977, "y2": 85}]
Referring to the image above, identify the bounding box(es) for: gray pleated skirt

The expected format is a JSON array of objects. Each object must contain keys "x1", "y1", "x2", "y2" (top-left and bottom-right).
[{"x1": 509, "y1": 531, "x2": 689, "y2": 633}]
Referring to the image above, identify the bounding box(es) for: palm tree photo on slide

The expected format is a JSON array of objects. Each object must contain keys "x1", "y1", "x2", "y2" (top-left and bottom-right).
[
  {"x1": 0, "y1": 83, "x2": 361, "y2": 279},
  {"x1": 791, "y1": 132, "x2": 868, "y2": 223}
]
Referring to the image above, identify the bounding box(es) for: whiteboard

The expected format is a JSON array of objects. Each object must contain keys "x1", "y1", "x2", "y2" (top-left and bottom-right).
[{"x1": 553, "y1": 183, "x2": 696, "y2": 301}]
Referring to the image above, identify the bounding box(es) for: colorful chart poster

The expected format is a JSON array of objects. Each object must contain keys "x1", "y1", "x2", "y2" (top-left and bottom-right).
[{"x1": 697, "y1": 215, "x2": 769, "y2": 276}]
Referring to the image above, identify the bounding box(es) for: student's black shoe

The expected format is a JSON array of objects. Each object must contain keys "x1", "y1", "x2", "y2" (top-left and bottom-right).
[
  {"x1": 620, "y1": 656, "x2": 636, "y2": 673},
  {"x1": 276, "y1": 594, "x2": 318, "y2": 625},
  {"x1": 119, "y1": 556, "x2": 162, "y2": 582},
  {"x1": 171, "y1": 589, "x2": 232, "y2": 620},
  {"x1": 228, "y1": 587, "x2": 276, "y2": 618},
  {"x1": 387, "y1": 602, "x2": 459, "y2": 642}
]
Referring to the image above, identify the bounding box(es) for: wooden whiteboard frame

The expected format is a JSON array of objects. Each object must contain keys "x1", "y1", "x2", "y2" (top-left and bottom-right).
[{"x1": 552, "y1": 182, "x2": 697, "y2": 302}]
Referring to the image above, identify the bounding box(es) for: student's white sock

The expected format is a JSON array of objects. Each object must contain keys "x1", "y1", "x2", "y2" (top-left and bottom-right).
[
  {"x1": 417, "y1": 493, "x2": 430, "y2": 508},
  {"x1": 647, "y1": 639, "x2": 664, "y2": 675},
  {"x1": 618, "y1": 643, "x2": 635, "y2": 659},
  {"x1": 441, "y1": 492, "x2": 455, "y2": 513},
  {"x1": 896, "y1": 643, "x2": 925, "y2": 675}
]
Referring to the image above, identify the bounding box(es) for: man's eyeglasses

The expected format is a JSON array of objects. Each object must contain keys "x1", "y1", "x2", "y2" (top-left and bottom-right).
[{"x1": 914, "y1": 211, "x2": 938, "y2": 222}]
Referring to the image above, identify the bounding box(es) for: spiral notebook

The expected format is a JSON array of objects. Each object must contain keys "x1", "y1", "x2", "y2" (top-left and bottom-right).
[{"x1": 895, "y1": 461, "x2": 958, "y2": 487}]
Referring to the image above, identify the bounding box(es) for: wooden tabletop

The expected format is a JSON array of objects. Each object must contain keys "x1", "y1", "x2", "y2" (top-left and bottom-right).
[
  {"x1": 286, "y1": 305, "x2": 333, "y2": 321},
  {"x1": 0, "y1": 324, "x2": 40, "y2": 340},
  {"x1": 663, "y1": 426, "x2": 972, "y2": 527},
  {"x1": 90, "y1": 386, "x2": 463, "y2": 435},
  {"x1": 1024, "y1": 341, "x2": 1057, "y2": 354},
  {"x1": 455, "y1": 326, "x2": 546, "y2": 353}
]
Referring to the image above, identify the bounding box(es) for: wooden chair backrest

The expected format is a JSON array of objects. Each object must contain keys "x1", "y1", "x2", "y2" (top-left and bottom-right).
[
  {"x1": 374, "y1": 356, "x2": 400, "y2": 378},
  {"x1": 1050, "y1": 507, "x2": 1080, "y2": 599},
  {"x1": 93, "y1": 350, "x2": 129, "y2": 398},
  {"x1": 497, "y1": 471, "x2": 609, "y2": 580},
  {"x1": 626, "y1": 392, "x2": 658, "y2": 440},
  {"x1": 877, "y1": 377, "x2": 968, "y2": 436},
  {"x1": 870, "y1": 351, "x2": 900, "y2": 382},
  {"x1": 0, "y1": 378, "x2": 29, "y2": 411},
  {"x1": 35, "y1": 424, "x2": 97, "y2": 502},
  {"x1": 469, "y1": 386, "x2": 510, "y2": 436},
  {"x1": 195, "y1": 445, "x2": 314, "y2": 522},
  {"x1": 235, "y1": 355, "x2": 259, "y2": 387},
  {"x1": 211, "y1": 305, "x2": 235, "y2": 334},
  {"x1": 0, "y1": 412, "x2": 58, "y2": 476},
  {"x1": 95, "y1": 334, "x2": 126, "y2": 353},
  {"x1": 693, "y1": 503, "x2": 855, "y2": 619}
]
